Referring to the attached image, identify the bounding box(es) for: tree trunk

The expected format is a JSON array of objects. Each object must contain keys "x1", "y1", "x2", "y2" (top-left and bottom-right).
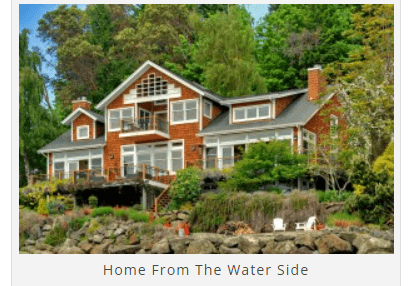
[{"x1": 23, "y1": 150, "x2": 31, "y2": 184}]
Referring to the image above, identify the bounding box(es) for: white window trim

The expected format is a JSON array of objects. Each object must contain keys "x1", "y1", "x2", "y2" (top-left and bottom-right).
[
  {"x1": 170, "y1": 99, "x2": 199, "y2": 125},
  {"x1": 203, "y1": 99, "x2": 213, "y2": 119},
  {"x1": 108, "y1": 106, "x2": 135, "y2": 132},
  {"x1": 233, "y1": 104, "x2": 271, "y2": 123},
  {"x1": 77, "y1": 125, "x2": 90, "y2": 140}
]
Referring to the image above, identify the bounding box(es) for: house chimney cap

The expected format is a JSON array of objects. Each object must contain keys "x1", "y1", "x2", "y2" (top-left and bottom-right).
[
  {"x1": 308, "y1": 64, "x2": 322, "y2": 71},
  {"x1": 72, "y1": 96, "x2": 91, "y2": 104}
]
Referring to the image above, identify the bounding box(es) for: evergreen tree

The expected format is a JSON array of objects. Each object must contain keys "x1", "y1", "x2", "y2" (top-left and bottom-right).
[{"x1": 193, "y1": 5, "x2": 266, "y2": 97}]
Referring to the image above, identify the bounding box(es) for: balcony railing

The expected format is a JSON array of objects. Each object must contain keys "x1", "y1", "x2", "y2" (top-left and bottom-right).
[
  {"x1": 186, "y1": 156, "x2": 243, "y2": 170},
  {"x1": 120, "y1": 116, "x2": 169, "y2": 134},
  {"x1": 28, "y1": 164, "x2": 172, "y2": 186}
]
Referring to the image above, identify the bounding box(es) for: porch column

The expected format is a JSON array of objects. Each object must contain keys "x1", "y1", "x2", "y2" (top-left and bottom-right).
[{"x1": 141, "y1": 186, "x2": 147, "y2": 210}]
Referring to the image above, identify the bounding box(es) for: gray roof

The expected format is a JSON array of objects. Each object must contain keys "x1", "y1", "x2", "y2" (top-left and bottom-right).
[
  {"x1": 199, "y1": 92, "x2": 333, "y2": 135},
  {"x1": 38, "y1": 131, "x2": 106, "y2": 153},
  {"x1": 87, "y1": 110, "x2": 105, "y2": 123}
]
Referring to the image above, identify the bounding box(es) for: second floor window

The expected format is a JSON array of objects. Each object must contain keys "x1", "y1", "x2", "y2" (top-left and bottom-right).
[
  {"x1": 171, "y1": 99, "x2": 198, "y2": 124},
  {"x1": 233, "y1": 104, "x2": 270, "y2": 122},
  {"x1": 77, "y1": 126, "x2": 89, "y2": 140},
  {"x1": 108, "y1": 107, "x2": 134, "y2": 131}
]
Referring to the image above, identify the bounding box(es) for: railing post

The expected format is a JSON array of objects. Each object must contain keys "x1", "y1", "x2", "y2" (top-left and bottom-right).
[
  {"x1": 86, "y1": 170, "x2": 90, "y2": 183},
  {"x1": 142, "y1": 164, "x2": 146, "y2": 180},
  {"x1": 29, "y1": 175, "x2": 34, "y2": 185},
  {"x1": 155, "y1": 167, "x2": 159, "y2": 181},
  {"x1": 71, "y1": 171, "x2": 75, "y2": 184},
  {"x1": 58, "y1": 172, "x2": 62, "y2": 180},
  {"x1": 154, "y1": 198, "x2": 158, "y2": 215}
]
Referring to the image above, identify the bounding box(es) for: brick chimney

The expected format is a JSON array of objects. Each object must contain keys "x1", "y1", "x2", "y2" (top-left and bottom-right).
[
  {"x1": 308, "y1": 65, "x2": 326, "y2": 101},
  {"x1": 72, "y1": 96, "x2": 91, "y2": 111}
]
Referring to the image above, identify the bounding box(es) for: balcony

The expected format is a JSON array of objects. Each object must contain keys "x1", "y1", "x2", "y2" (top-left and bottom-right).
[{"x1": 119, "y1": 115, "x2": 170, "y2": 140}]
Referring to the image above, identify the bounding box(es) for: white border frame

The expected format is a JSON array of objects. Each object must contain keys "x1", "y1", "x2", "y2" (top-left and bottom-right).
[
  {"x1": 107, "y1": 106, "x2": 135, "y2": 132},
  {"x1": 203, "y1": 99, "x2": 213, "y2": 119},
  {"x1": 232, "y1": 103, "x2": 271, "y2": 123},
  {"x1": 170, "y1": 98, "x2": 199, "y2": 125}
]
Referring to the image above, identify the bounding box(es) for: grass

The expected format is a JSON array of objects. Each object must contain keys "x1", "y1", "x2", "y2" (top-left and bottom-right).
[
  {"x1": 91, "y1": 206, "x2": 114, "y2": 217},
  {"x1": 316, "y1": 190, "x2": 352, "y2": 203},
  {"x1": 326, "y1": 212, "x2": 363, "y2": 228},
  {"x1": 68, "y1": 216, "x2": 90, "y2": 231}
]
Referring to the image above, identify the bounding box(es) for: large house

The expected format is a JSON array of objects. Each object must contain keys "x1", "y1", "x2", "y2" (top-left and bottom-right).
[{"x1": 37, "y1": 61, "x2": 341, "y2": 193}]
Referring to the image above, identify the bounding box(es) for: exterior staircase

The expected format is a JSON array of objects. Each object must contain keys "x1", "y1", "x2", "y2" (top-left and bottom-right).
[{"x1": 150, "y1": 186, "x2": 171, "y2": 215}]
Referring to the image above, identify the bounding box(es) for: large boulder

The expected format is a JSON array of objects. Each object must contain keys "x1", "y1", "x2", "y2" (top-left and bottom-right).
[
  {"x1": 353, "y1": 235, "x2": 393, "y2": 254},
  {"x1": 262, "y1": 240, "x2": 296, "y2": 254},
  {"x1": 91, "y1": 243, "x2": 109, "y2": 254},
  {"x1": 108, "y1": 245, "x2": 141, "y2": 254},
  {"x1": 169, "y1": 239, "x2": 190, "y2": 254},
  {"x1": 289, "y1": 246, "x2": 314, "y2": 254},
  {"x1": 190, "y1": 233, "x2": 224, "y2": 247},
  {"x1": 315, "y1": 234, "x2": 353, "y2": 254},
  {"x1": 58, "y1": 240, "x2": 84, "y2": 254},
  {"x1": 294, "y1": 233, "x2": 315, "y2": 250},
  {"x1": 140, "y1": 237, "x2": 155, "y2": 251},
  {"x1": 223, "y1": 237, "x2": 240, "y2": 248},
  {"x1": 78, "y1": 241, "x2": 94, "y2": 254},
  {"x1": 93, "y1": 235, "x2": 104, "y2": 244},
  {"x1": 129, "y1": 233, "x2": 140, "y2": 245},
  {"x1": 274, "y1": 233, "x2": 298, "y2": 241},
  {"x1": 186, "y1": 239, "x2": 218, "y2": 254},
  {"x1": 114, "y1": 228, "x2": 125, "y2": 237},
  {"x1": 219, "y1": 245, "x2": 243, "y2": 254},
  {"x1": 151, "y1": 240, "x2": 171, "y2": 254},
  {"x1": 238, "y1": 236, "x2": 261, "y2": 254}
]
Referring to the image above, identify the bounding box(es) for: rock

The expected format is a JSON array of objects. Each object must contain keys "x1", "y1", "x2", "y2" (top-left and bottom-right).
[
  {"x1": 136, "y1": 249, "x2": 147, "y2": 254},
  {"x1": 382, "y1": 233, "x2": 394, "y2": 242},
  {"x1": 315, "y1": 234, "x2": 353, "y2": 254},
  {"x1": 107, "y1": 223, "x2": 118, "y2": 230},
  {"x1": 353, "y1": 236, "x2": 393, "y2": 254},
  {"x1": 223, "y1": 237, "x2": 240, "y2": 248},
  {"x1": 101, "y1": 239, "x2": 115, "y2": 245},
  {"x1": 338, "y1": 232, "x2": 357, "y2": 245},
  {"x1": 78, "y1": 241, "x2": 93, "y2": 254},
  {"x1": 70, "y1": 232, "x2": 83, "y2": 241},
  {"x1": 140, "y1": 238, "x2": 155, "y2": 250},
  {"x1": 108, "y1": 245, "x2": 141, "y2": 254},
  {"x1": 25, "y1": 239, "x2": 36, "y2": 246},
  {"x1": 58, "y1": 246, "x2": 84, "y2": 254},
  {"x1": 238, "y1": 236, "x2": 261, "y2": 254},
  {"x1": 43, "y1": 224, "x2": 52, "y2": 231},
  {"x1": 289, "y1": 246, "x2": 314, "y2": 254},
  {"x1": 169, "y1": 239, "x2": 189, "y2": 254},
  {"x1": 116, "y1": 235, "x2": 127, "y2": 245},
  {"x1": 186, "y1": 239, "x2": 218, "y2": 254},
  {"x1": 190, "y1": 233, "x2": 224, "y2": 247},
  {"x1": 93, "y1": 235, "x2": 104, "y2": 244},
  {"x1": 151, "y1": 240, "x2": 171, "y2": 254},
  {"x1": 62, "y1": 239, "x2": 77, "y2": 248},
  {"x1": 274, "y1": 232, "x2": 298, "y2": 241},
  {"x1": 372, "y1": 230, "x2": 383, "y2": 238},
  {"x1": 219, "y1": 245, "x2": 243, "y2": 254},
  {"x1": 263, "y1": 240, "x2": 295, "y2": 254},
  {"x1": 91, "y1": 243, "x2": 109, "y2": 254},
  {"x1": 29, "y1": 225, "x2": 42, "y2": 240},
  {"x1": 36, "y1": 243, "x2": 54, "y2": 252},
  {"x1": 104, "y1": 230, "x2": 114, "y2": 238},
  {"x1": 129, "y1": 233, "x2": 140, "y2": 245},
  {"x1": 177, "y1": 213, "x2": 189, "y2": 220},
  {"x1": 294, "y1": 233, "x2": 315, "y2": 250},
  {"x1": 114, "y1": 228, "x2": 125, "y2": 237}
]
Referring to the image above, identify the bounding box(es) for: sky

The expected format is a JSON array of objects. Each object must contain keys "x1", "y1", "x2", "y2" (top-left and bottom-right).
[{"x1": 19, "y1": 4, "x2": 269, "y2": 105}]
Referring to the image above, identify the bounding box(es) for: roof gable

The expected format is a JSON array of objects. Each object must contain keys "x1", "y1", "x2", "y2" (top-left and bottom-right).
[
  {"x1": 61, "y1": 107, "x2": 104, "y2": 126},
  {"x1": 95, "y1": 61, "x2": 211, "y2": 110}
]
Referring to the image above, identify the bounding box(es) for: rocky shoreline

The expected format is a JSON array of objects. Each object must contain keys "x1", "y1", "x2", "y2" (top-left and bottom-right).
[{"x1": 20, "y1": 215, "x2": 394, "y2": 254}]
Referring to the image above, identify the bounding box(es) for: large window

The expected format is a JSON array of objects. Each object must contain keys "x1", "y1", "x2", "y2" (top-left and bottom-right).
[
  {"x1": 121, "y1": 141, "x2": 184, "y2": 175},
  {"x1": 233, "y1": 104, "x2": 270, "y2": 122},
  {"x1": 171, "y1": 99, "x2": 198, "y2": 124},
  {"x1": 303, "y1": 129, "x2": 316, "y2": 158},
  {"x1": 54, "y1": 162, "x2": 65, "y2": 178},
  {"x1": 53, "y1": 149, "x2": 103, "y2": 178},
  {"x1": 108, "y1": 107, "x2": 134, "y2": 131},
  {"x1": 77, "y1": 126, "x2": 89, "y2": 140}
]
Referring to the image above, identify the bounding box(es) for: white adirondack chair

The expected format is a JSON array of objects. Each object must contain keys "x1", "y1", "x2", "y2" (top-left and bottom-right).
[
  {"x1": 272, "y1": 218, "x2": 286, "y2": 232},
  {"x1": 295, "y1": 216, "x2": 317, "y2": 231}
]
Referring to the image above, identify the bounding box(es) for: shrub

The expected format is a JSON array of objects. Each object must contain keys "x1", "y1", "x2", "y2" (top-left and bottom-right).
[
  {"x1": 88, "y1": 195, "x2": 98, "y2": 208},
  {"x1": 87, "y1": 219, "x2": 100, "y2": 234},
  {"x1": 64, "y1": 196, "x2": 75, "y2": 210},
  {"x1": 132, "y1": 204, "x2": 142, "y2": 211},
  {"x1": 47, "y1": 200, "x2": 66, "y2": 215},
  {"x1": 128, "y1": 211, "x2": 149, "y2": 222},
  {"x1": 266, "y1": 186, "x2": 283, "y2": 194},
  {"x1": 37, "y1": 199, "x2": 48, "y2": 215},
  {"x1": 68, "y1": 216, "x2": 90, "y2": 231},
  {"x1": 316, "y1": 190, "x2": 352, "y2": 203},
  {"x1": 326, "y1": 212, "x2": 363, "y2": 227},
  {"x1": 373, "y1": 141, "x2": 394, "y2": 176},
  {"x1": 169, "y1": 167, "x2": 202, "y2": 209},
  {"x1": 44, "y1": 224, "x2": 67, "y2": 246},
  {"x1": 91, "y1": 206, "x2": 114, "y2": 217},
  {"x1": 114, "y1": 209, "x2": 130, "y2": 220},
  {"x1": 219, "y1": 140, "x2": 307, "y2": 192}
]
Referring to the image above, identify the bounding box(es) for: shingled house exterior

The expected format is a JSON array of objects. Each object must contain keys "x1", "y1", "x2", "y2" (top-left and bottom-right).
[{"x1": 38, "y1": 61, "x2": 341, "y2": 193}]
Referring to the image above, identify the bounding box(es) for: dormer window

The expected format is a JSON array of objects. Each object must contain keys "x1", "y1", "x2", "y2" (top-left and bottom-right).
[
  {"x1": 77, "y1": 126, "x2": 89, "y2": 140},
  {"x1": 233, "y1": 104, "x2": 270, "y2": 123}
]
